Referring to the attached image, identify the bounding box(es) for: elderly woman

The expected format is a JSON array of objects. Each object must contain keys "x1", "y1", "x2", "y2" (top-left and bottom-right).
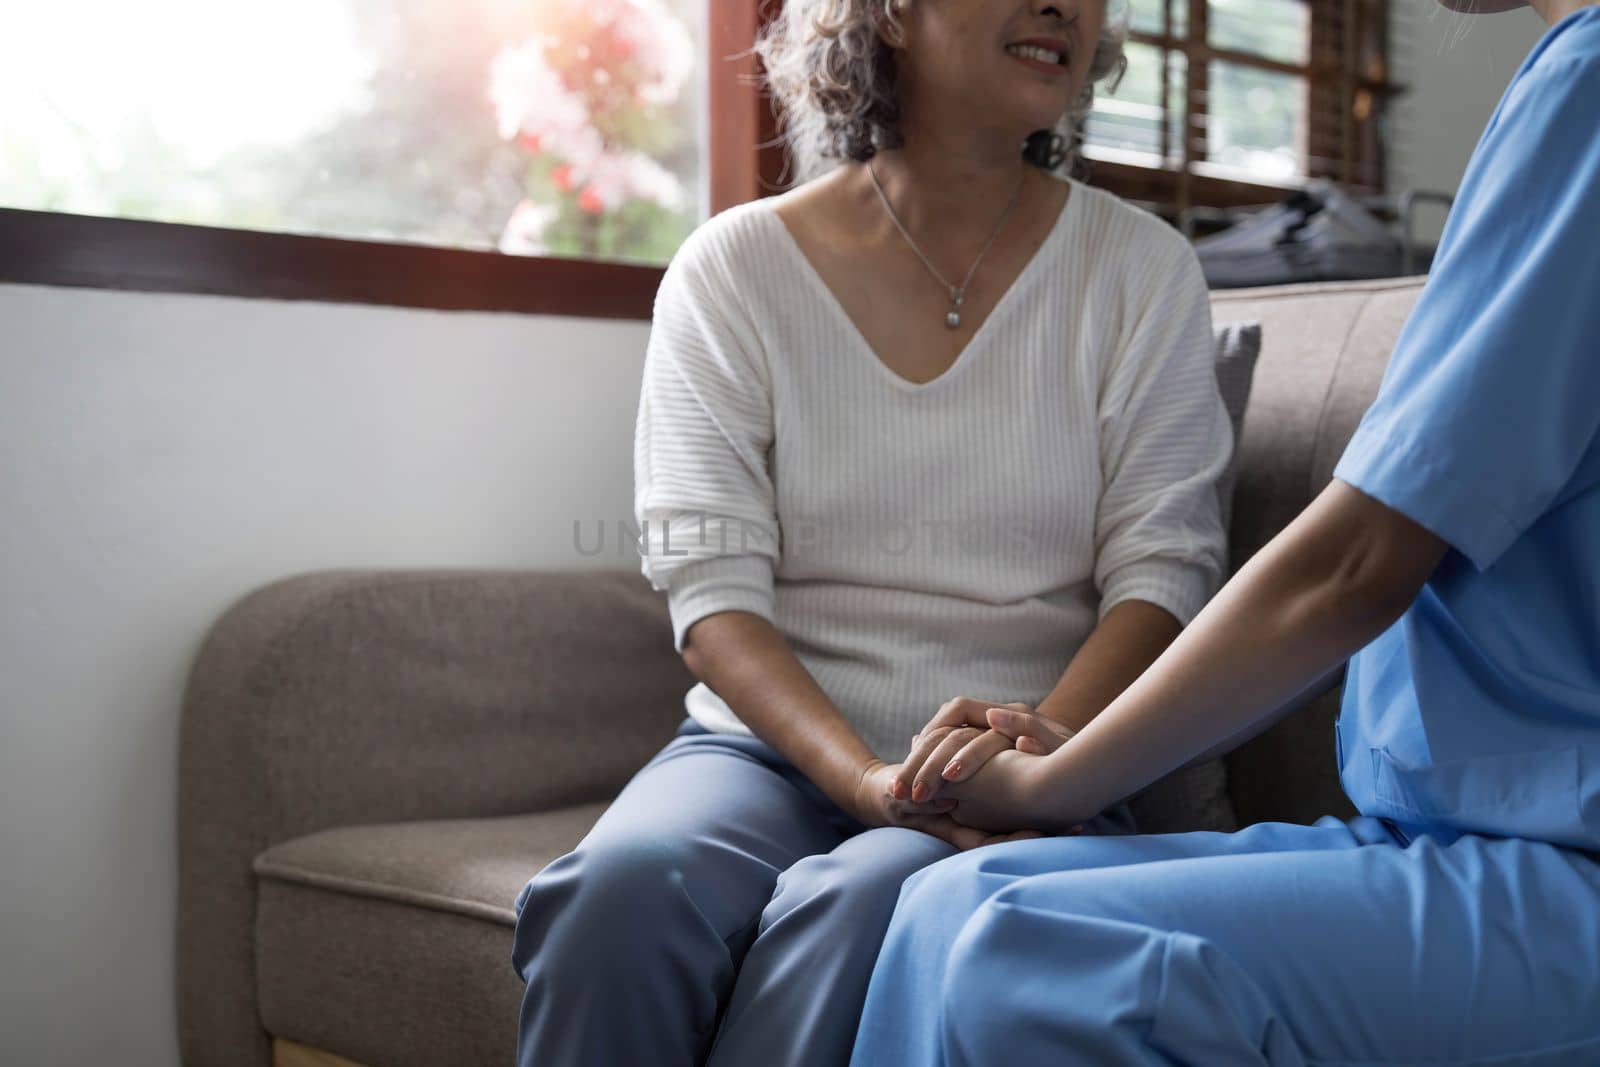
[
  {"x1": 511, "y1": 1, "x2": 1235, "y2": 1064},
  {"x1": 847, "y1": 1, "x2": 1600, "y2": 1064}
]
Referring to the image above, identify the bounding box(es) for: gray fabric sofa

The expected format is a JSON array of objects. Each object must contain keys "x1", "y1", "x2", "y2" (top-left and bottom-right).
[{"x1": 178, "y1": 274, "x2": 1429, "y2": 1067}]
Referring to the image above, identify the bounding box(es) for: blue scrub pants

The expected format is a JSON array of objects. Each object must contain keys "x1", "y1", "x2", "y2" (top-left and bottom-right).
[
  {"x1": 849, "y1": 815, "x2": 1600, "y2": 1066},
  {"x1": 509, "y1": 717, "x2": 1137, "y2": 1067}
]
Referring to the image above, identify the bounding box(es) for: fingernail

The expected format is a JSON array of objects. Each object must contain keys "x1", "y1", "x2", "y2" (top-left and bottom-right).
[
  {"x1": 942, "y1": 761, "x2": 961, "y2": 779},
  {"x1": 911, "y1": 783, "x2": 927, "y2": 802},
  {"x1": 891, "y1": 781, "x2": 907, "y2": 799}
]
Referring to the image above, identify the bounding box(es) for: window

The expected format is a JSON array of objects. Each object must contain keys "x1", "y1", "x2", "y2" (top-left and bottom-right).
[
  {"x1": 1083, "y1": 0, "x2": 1395, "y2": 219},
  {"x1": 0, "y1": 0, "x2": 773, "y2": 316},
  {"x1": 0, "y1": 0, "x2": 714, "y2": 264}
]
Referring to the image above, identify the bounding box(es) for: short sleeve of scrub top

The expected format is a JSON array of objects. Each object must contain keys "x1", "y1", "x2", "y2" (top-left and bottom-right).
[
  {"x1": 1332, "y1": 35, "x2": 1600, "y2": 573},
  {"x1": 1330, "y1": 7, "x2": 1600, "y2": 852}
]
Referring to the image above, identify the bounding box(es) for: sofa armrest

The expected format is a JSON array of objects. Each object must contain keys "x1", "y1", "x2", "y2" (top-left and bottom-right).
[{"x1": 177, "y1": 566, "x2": 690, "y2": 1067}]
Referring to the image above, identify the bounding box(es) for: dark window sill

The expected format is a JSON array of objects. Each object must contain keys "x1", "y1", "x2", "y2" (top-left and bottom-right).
[{"x1": 0, "y1": 207, "x2": 663, "y2": 320}]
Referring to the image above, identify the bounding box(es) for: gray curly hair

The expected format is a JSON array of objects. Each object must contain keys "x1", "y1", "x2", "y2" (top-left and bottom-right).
[{"x1": 751, "y1": 0, "x2": 1132, "y2": 187}]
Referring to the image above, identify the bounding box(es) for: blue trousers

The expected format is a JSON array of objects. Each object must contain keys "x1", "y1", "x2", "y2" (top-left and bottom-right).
[
  {"x1": 510, "y1": 717, "x2": 1136, "y2": 1067},
  {"x1": 849, "y1": 815, "x2": 1600, "y2": 1066}
]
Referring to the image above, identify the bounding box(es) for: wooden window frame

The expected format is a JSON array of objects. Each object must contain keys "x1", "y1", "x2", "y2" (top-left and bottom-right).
[
  {"x1": 0, "y1": 0, "x2": 1391, "y2": 316},
  {"x1": 1087, "y1": 0, "x2": 1399, "y2": 221}
]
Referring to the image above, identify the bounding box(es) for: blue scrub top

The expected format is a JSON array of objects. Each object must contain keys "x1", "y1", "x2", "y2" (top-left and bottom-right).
[{"x1": 1331, "y1": 6, "x2": 1600, "y2": 852}]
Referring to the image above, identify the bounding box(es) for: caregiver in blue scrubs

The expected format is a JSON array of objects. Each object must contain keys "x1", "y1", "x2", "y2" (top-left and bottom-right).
[{"x1": 851, "y1": 2, "x2": 1600, "y2": 1063}]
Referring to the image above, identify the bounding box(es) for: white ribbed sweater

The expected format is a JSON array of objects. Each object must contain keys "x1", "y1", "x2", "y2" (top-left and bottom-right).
[{"x1": 634, "y1": 173, "x2": 1232, "y2": 764}]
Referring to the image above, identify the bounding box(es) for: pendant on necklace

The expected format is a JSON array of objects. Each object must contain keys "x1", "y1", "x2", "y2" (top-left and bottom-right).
[{"x1": 946, "y1": 291, "x2": 963, "y2": 329}]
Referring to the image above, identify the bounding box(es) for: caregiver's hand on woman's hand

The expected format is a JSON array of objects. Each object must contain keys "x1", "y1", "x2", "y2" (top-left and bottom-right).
[
  {"x1": 928, "y1": 703, "x2": 1087, "y2": 836},
  {"x1": 853, "y1": 759, "x2": 1047, "y2": 851},
  {"x1": 893, "y1": 699, "x2": 1077, "y2": 805},
  {"x1": 938, "y1": 746, "x2": 1083, "y2": 836}
]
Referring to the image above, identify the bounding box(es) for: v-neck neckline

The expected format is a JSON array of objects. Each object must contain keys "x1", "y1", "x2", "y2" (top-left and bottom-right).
[{"x1": 761, "y1": 173, "x2": 1081, "y2": 393}]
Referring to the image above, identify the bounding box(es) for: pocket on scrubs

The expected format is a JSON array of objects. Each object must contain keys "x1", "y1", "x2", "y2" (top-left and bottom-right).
[{"x1": 1369, "y1": 744, "x2": 1590, "y2": 846}]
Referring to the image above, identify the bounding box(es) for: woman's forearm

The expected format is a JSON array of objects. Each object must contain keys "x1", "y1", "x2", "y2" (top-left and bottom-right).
[
  {"x1": 682, "y1": 611, "x2": 881, "y2": 814},
  {"x1": 1041, "y1": 480, "x2": 1448, "y2": 825},
  {"x1": 1034, "y1": 599, "x2": 1183, "y2": 734}
]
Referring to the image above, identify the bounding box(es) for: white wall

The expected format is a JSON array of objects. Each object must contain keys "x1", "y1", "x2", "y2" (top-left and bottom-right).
[
  {"x1": 1387, "y1": 1, "x2": 1548, "y2": 242},
  {"x1": 0, "y1": 7, "x2": 1566, "y2": 1064},
  {"x1": 0, "y1": 282, "x2": 650, "y2": 1065}
]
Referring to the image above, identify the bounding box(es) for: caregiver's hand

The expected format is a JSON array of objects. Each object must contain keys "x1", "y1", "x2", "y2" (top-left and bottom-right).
[
  {"x1": 939, "y1": 746, "x2": 1082, "y2": 835},
  {"x1": 953, "y1": 704, "x2": 1077, "y2": 762},
  {"x1": 853, "y1": 759, "x2": 1046, "y2": 851},
  {"x1": 893, "y1": 699, "x2": 1076, "y2": 805},
  {"x1": 934, "y1": 704, "x2": 1087, "y2": 835}
]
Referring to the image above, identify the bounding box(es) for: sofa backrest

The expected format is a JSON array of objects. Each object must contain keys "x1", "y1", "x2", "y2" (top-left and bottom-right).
[{"x1": 1209, "y1": 274, "x2": 1427, "y2": 826}]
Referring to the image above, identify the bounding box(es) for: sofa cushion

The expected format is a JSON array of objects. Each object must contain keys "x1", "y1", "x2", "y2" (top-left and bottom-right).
[
  {"x1": 1125, "y1": 750, "x2": 1238, "y2": 835},
  {"x1": 1211, "y1": 277, "x2": 1423, "y2": 570},
  {"x1": 274, "y1": 1037, "x2": 370, "y2": 1067},
  {"x1": 252, "y1": 803, "x2": 607, "y2": 1067}
]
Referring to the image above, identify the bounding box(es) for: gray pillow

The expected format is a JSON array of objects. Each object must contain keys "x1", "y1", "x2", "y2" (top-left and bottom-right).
[
  {"x1": 1123, "y1": 318, "x2": 1263, "y2": 836},
  {"x1": 1213, "y1": 320, "x2": 1263, "y2": 534}
]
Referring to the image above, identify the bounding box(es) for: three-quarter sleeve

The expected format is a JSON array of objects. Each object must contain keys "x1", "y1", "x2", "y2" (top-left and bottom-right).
[
  {"x1": 1092, "y1": 237, "x2": 1232, "y2": 627},
  {"x1": 1332, "y1": 54, "x2": 1600, "y2": 573},
  {"x1": 634, "y1": 231, "x2": 782, "y2": 654}
]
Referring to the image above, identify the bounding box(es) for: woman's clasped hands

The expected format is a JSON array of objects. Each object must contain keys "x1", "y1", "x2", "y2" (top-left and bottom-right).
[{"x1": 888, "y1": 696, "x2": 1087, "y2": 838}]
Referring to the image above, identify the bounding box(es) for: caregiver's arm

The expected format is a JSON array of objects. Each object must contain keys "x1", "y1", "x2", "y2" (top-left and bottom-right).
[
  {"x1": 955, "y1": 478, "x2": 1449, "y2": 832},
  {"x1": 1175, "y1": 658, "x2": 1347, "y2": 770}
]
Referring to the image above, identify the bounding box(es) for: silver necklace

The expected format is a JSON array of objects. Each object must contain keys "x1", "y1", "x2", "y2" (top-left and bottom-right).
[{"x1": 867, "y1": 160, "x2": 1025, "y2": 329}]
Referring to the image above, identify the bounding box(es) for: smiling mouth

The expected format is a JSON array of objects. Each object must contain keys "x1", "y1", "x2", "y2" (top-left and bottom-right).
[{"x1": 1004, "y1": 42, "x2": 1069, "y2": 68}]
